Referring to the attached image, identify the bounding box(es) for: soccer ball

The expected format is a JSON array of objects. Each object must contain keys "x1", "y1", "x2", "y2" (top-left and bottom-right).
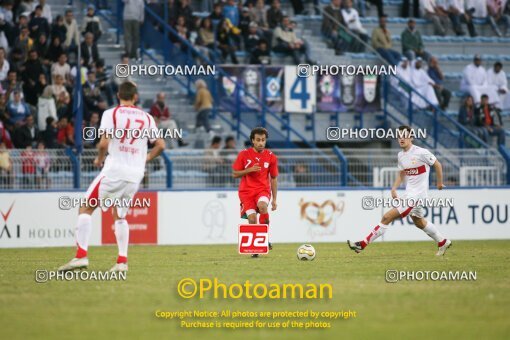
[{"x1": 297, "y1": 244, "x2": 316, "y2": 261}]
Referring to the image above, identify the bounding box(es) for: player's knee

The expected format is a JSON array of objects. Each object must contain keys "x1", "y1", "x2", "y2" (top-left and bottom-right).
[
  {"x1": 247, "y1": 214, "x2": 257, "y2": 224},
  {"x1": 257, "y1": 202, "x2": 268, "y2": 214},
  {"x1": 381, "y1": 213, "x2": 394, "y2": 225}
]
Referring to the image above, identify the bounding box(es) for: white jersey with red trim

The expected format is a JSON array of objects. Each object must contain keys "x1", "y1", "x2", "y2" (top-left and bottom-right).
[
  {"x1": 99, "y1": 105, "x2": 158, "y2": 183},
  {"x1": 397, "y1": 145, "x2": 437, "y2": 199}
]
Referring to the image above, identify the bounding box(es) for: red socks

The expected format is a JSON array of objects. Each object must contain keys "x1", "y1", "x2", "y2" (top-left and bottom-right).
[
  {"x1": 75, "y1": 245, "x2": 87, "y2": 259},
  {"x1": 438, "y1": 239, "x2": 447, "y2": 247},
  {"x1": 117, "y1": 256, "x2": 128, "y2": 264},
  {"x1": 258, "y1": 213, "x2": 269, "y2": 225}
]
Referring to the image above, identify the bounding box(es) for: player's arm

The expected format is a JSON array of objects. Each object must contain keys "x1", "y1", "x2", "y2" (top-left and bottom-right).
[
  {"x1": 433, "y1": 160, "x2": 445, "y2": 190},
  {"x1": 93, "y1": 135, "x2": 109, "y2": 168},
  {"x1": 147, "y1": 138, "x2": 165, "y2": 162},
  {"x1": 391, "y1": 170, "x2": 405, "y2": 199},
  {"x1": 270, "y1": 176, "x2": 278, "y2": 211},
  {"x1": 232, "y1": 166, "x2": 261, "y2": 178}
]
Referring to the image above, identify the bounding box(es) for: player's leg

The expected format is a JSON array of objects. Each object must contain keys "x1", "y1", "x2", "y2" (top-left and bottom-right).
[
  {"x1": 256, "y1": 195, "x2": 272, "y2": 251},
  {"x1": 347, "y1": 207, "x2": 401, "y2": 253},
  {"x1": 410, "y1": 212, "x2": 452, "y2": 256},
  {"x1": 109, "y1": 181, "x2": 139, "y2": 272},
  {"x1": 57, "y1": 175, "x2": 103, "y2": 271}
]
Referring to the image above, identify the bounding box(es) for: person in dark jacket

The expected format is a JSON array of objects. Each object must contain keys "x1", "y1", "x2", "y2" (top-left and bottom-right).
[
  {"x1": 458, "y1": 95, "x2": 488, "y2": 143},
  {"x1": 475, "y1": 94, "x2": 506, "y2": 145}
]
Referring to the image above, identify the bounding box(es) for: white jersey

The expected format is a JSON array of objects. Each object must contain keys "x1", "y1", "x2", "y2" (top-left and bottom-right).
[
  {"x1": 397, "y1": 145, "x2": 437, "y2": 199},
  {"x1": 99, "y1": 105, "x2": 158, "y2": 183}
]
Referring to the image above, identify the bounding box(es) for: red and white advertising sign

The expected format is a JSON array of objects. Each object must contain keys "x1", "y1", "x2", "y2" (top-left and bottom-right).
[{"x1": 238, "y1": 224, "x2": 269, "y2": 254}]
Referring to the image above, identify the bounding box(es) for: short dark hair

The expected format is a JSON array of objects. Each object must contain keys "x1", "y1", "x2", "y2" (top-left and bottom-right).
[
  {"x1": 494, "y1": 61, "x2": 503, "y2": 68},
  {"x1": 398, "y1": 125, "x2": 412, "y2": 133},
  {"x1": 211, "y1": 136, "x2": 222, "y2": 145},
  {"x1": 250, "y1": 127, "x2": 268, "y2": 140},
  {"x1": 225, "y1": 136, "x2": 235, "y2": 143},
  {"x1": 118, "y1": 81, "x2": 137, "y2": 100},
  {"x1": 481, "y1": 94, "x2": 489, "y2": 99}
]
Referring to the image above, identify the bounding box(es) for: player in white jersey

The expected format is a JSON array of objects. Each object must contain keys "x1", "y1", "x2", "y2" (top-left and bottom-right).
[
  {"x1": 58, "y1": 81, "x2": 165, "y2": 272},
  {"x1": 348, "y1": 125, "x2": 452, "y2": 256}
]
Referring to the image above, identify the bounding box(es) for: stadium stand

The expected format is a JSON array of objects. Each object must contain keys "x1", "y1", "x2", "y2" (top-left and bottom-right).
[{"x1": 0, "y1": 0, "x2": 509, "y2": 190}]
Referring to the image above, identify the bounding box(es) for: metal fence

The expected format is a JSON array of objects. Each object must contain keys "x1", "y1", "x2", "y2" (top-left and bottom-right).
[{"x1": 0, "y1": 148, "x2": 507, "y2": 190}]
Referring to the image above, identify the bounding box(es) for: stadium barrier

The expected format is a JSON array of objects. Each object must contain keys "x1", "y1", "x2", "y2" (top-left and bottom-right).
[
  {"x1": 1, "y1": 148, "x2": 506, "y2": 190},
  {"x1": 1, "y1": 188, "x2": 508, "y2": 248}
]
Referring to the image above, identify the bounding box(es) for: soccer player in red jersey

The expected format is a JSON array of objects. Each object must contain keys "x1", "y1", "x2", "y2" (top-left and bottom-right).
[{"x1": 232, "y1": 127, "x2": 278, "y2": 257}]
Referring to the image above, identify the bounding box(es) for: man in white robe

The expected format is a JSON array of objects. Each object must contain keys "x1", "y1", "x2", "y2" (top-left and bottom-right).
[
  {"x1": 411, "y1": 58, "x2": 439, "y2": 109},
  {"x1": 460, "y1": 55, "x2": 501, "y2": 106},
  {"x1": 487, "y1": 62, "x2": 510, "y2": 110}
]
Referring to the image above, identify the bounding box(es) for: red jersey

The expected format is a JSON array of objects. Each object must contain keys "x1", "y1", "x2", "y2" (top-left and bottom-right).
[{"x1": 232, "y1": 148, "x2": 278, "y2": 195}]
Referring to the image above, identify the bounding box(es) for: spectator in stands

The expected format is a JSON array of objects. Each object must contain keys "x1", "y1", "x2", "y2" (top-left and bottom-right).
[
  {"x1": 6, "y1": 90, "x2": 30, "y2": 126},
  {"x1": 250, "y1": 38, "x2": 271, "y2": 65},
  {"x1": 81, "y1": 4, "x2": 103, "y2": 42},
  {"x1": 475, "y1": 94, "x2": 506, "y2": 145},
  {"x1": 342, "y1": 0, "x2": 368, "y2": 52},
  {"x1": 428, "y1": 56, "x2": 452, "y2": 110},
  {"x1": 294, "y1": 163, "x2": 312, "y2": 187},
  {"x1": 123, "y1": 0, "x2": 144, "y2": 60},
  {"x1": 37, "y1": 85, "x2": 56, "y2": 130},
  {"x1": 2, "y1": 71, "x2": 19, "y2": 103},
  {"x1": 444, "y1": 0, "x2": 477, "y2": 36},
  {"x1": 366, "y1": 0, "x2": 384, "y2": 17},
  {"x1": 458, "y1": 95, "x2": 488, "y2": 142},
  {"x1": 209, "y1": 2, "x2": 225, "y2": 22},
  {"x1": 468, "y1": 0, "x2": 504, "y2": 36},
  {"x1": 371, "y1": 15, "x2": 401, "y2": 65},
  {"x1": 0, "y1": 1, "x2": 14, "y2": 25},
  {"x1": 29, "y1": 5, "x2": 50, "y2": 40},
  {"x1": 21, "y1": 145, "x2": 36, "y2": 188},
  {"x1": 51, "y1": 15, "x2": 67, "y2": 44},
  {"x1": 194, "y1": 79, "x2": 213, "y2": 134},
  {"x1": 41, "y1": 116, "x2": 58, "y2": 148},
  {"x1": 56, "y1": 89, "x2": 71, "y2": 120},
  {"x1": 401, "y1": 19, "x2": 431, "y2": 61},
  {"x1": 12, "y1": 114, "x2": 37, "y2": 148},
  {"x1": 49, "y1": 73, "x2": 69, "y2": 100},
  {"x1": 239, "y1": 7, "x2": 253, "y2": 38},
  {"x1": 34, "y1": 73, "x2": 48, "y2": 99},
  {"x1": 83, "y1": 71, "x2": 107, "y2": 121},
  {"x1": 175, "y1": 0, "x2": 195, "y2": 30},
  {"x1": 35, "y1": 140, "x2": 50, "y2": 189},
  {"x1": 273, "y1": 16, "x2": 313, "y2": 64},
  {"x1": 322, "y1": 0, "x2": 346, "y2": 55},
  {"x1": 251, "y1": 0, "x2": 269, "y2": 28},
  {"x1": 198, "y1": 17, "x2": 216, "y2": 60},
  {"x1": 421, "y1": 0, "x2": 450, "y2": 36},
  {"x1": 403, "y1": 0, "x2": 420, "y2": 18},
  {"x1": 173, "y1": 15, "x2": 190, "y2": 51},
  {"x1": 15, "y1": 25, "x2": 33, "y2": 61},
  {"x1": 410, "y1": 57, "x2": 439, "y2": 108},
  {"x1": 51, "y1": 53, "x2": 71, "y2": 85},
  {"x1": 9, "y1": 48, "x2": 25, "y2": 75},
  {"x1": 204, "y1": 136, "x2": 225, "y2": 186},
  {"x1": 488, "y1": 0, "x2": 510, "y2": 36},
  {"x1": 223, "y1": 0, "x2": 240, "y2": 28},
  {"x1": 149, "y1": 92, "x2": 187, "y2": 148},
  {"x1": 267, "y1": 0, "x2": 283, "y2": 29},
  {"x1": 34, "y1": 33, "x2": 49, "y2": 64},
  {"x1": 245, "y1": 21, "x2": 263, "y2": 52},
  {"x1": 47, "y1": 36, "x2": 64, "y2": 62},
  {"x1": 216, "y1": 19, "x2": 239, "y2": 64},
  {"x1": 460, "y1": 55, "x2": 500, "y2": 106},
  {"x1": 21, "y1": 49, "x2": 44, "y2": 106},
  {"x1": 487, "y1": 61, "x2": 510, "y2": 109},
  {"x1": 56, "y1": 116, "x2": 74, "y2": 146},
  {"x1": 63, "y1": 9, "x2": 80, "y2": 49},
  {"x1": 0, "y1": 141, "x2": 13, "y2": 188},
  {"x1": 0, "y1": 47, "x2": 10, "y2": 82},
  {"x1": 81, "y1": 32, "x2": 99, "y2": 67},
  {"x1": 36, "y1": 0, "x2": 53, "y2": 24}
]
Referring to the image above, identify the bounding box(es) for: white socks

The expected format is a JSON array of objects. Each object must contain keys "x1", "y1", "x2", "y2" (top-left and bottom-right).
[
  {"x1": 75, "y1": 214, "x2": 92, "y2": 251},
  {"x1": 114, "y1": 219, "x2": 130, "y2": 257},
  {"x1": 364, "y1": 223, "x2": 389, "y2": 244},
  {"x1": 422, "y1": 221, "x2": 445, "y2": 243}
]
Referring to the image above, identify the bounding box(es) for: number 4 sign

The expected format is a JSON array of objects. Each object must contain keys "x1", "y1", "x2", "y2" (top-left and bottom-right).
[
  {"x1": 284, "y1": 65, "x2": 316, "y2": 113},
  {"x1": 238, "y1": 224, "x2": 269, "y2": 254}
]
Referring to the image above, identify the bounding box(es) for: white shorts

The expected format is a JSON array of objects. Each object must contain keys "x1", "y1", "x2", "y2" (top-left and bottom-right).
[
  {"x1": 396, "y1": 203, "x2": 424, "y2": 219},
  {"x1": 84, "y1": 173, "x2": 139, "y2": 219}
]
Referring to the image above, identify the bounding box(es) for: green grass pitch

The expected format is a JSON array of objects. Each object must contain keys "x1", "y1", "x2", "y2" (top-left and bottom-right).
[{"x1": 0, "y1": 241, "x2": 509, "y2": 339}]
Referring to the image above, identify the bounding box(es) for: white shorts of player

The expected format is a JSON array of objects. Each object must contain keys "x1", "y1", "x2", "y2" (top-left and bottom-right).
[
  {"x1": 395, "y1": 196, "x2": 425, "y2": 219},
  {"x1": 84, "y1": 172, "x2": 139, "y2": 219}
]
